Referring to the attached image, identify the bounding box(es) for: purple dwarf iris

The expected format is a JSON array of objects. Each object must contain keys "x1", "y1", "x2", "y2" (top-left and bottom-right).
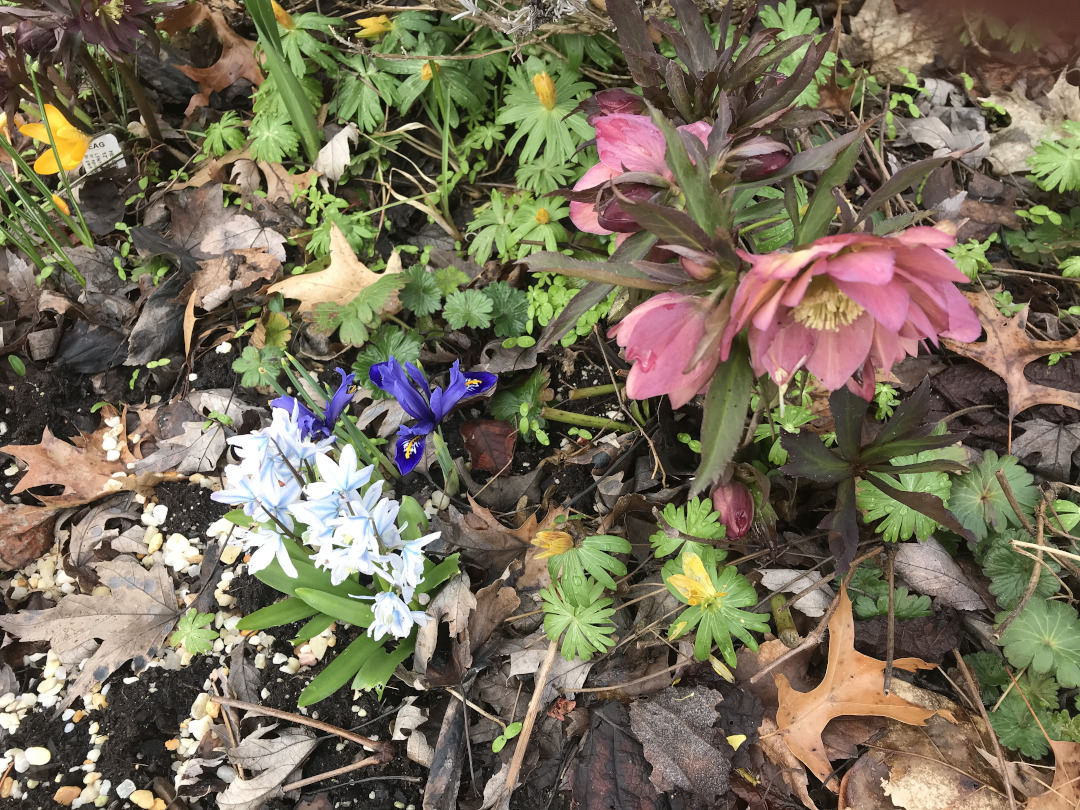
[
  {"x1": 369, "y1": 358, "x2": 496, "y2": 474},
  {"x1": 271, "y1": 368, "x2": 355, "y2": 441}
]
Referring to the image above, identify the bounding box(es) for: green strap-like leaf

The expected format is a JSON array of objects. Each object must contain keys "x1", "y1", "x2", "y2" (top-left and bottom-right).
[{"x1": 690, "y1": 344, "x2": 754, "y2": 496}]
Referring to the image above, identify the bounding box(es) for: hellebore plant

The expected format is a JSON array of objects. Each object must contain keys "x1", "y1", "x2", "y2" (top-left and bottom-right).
[
  {"x1": 214, "y1": 384, "x2": 458, "y2": 705},
  {"x1": 369, "y1": 358, "x2": 496, "y2": 486},
  {"x1": 721, "y1": 227, "x2": 983, "y2": 396}
]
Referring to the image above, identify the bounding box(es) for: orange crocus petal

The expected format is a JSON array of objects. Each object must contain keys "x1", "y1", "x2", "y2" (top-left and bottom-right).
[
  {"x1": 52, "y1": 195, "x2": 70, "y2": 216},
  {"x1": 32, "y1": 150, "x2": 62, "y2": 175},
  {"x1": 18, "y1": 123, "x2": 49, "y2": 142}
]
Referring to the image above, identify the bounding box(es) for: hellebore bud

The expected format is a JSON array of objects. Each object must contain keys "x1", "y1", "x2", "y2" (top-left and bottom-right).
[
  {"x1": 712, "y1": 480, "x2": 754, "y2": 539},
  {"x1": 728, "y1": 137, "x2": 791, "y2": 181},
  {"x1": 596, "y1": 183, "x2": 657, "y2": 233},
  {"x1": 584, "y1": 88, "x2": 647, "y2": 124}
]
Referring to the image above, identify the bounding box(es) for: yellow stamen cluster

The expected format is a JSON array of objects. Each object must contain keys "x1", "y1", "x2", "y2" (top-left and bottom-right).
[
  {"x1": 791, "y1": 276, "x2": 864, "y2": 332},
  {"x1": 531, "y1": 530, "x2": 573, "y2": 560},
  {"x1": 95, "y1": 0, "x2": 125, "y2": 23},
  {"x1": 532, "y1": 72, "x2": 557, "y2": 111}
]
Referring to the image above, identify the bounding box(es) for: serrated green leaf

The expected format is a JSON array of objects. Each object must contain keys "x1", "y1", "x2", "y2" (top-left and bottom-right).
[
  {"x1": 444, "y1": 288, "x2": 494, "y2": 330},
  {"x1": 856, "y1": 445, "x2": 961, "y2": 542},
  {"x1": 990, "y1": 692, "x2": 1051, "y2": 758},
  {"x1": 485, "y1": 281, "x2": 530, "y2": 337},
  {"x1": 649, "y1": 498, "x2": 725, "y2": 558},
  {"x1": 950, "y1": 451, "x2": 1039, "y2": 542},
  {"x1": 999, "y1": 599, "x2": 1080, "y2": 687},
  {"x1": 399, "y1": 265, "x2": 442, "y2": 317},
  {"x1": 982, "y1": 530, "x2": 1061, "y2": 609},
  {"x1": 540, "y1": 581, "x2": 617, "y2": 661}
]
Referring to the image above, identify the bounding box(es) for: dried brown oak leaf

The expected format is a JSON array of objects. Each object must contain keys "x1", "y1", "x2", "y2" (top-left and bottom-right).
[
  {"x1": 160, "y1": 2, "x2": 263, "y2": 115},
  {"x1": 267, "y1": 222, "x2": 403, "y2": 313},
  {"x1": 942, "y1": 292, "x2": 1080, "y2": 433},
  {"x1": 0, "y1": 557, "x2": 181, "y2": 709},
  {"x1": 628, "y1": 686, "x2": 733, "y2": 801},
  {"x1": 773, "y1": 584, "x2": 951, "y2": 789},
  {"x1": 2, "y1": 407, "x2": 139, "y2": 507},
  {"x1": 1027, "y1": 740, "x2": 1080, "y2": 810}
]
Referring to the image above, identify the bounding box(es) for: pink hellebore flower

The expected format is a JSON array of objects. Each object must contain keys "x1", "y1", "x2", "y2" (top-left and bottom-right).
[
  {"x1": 721, "y1": 227, "x2": 983, "y2": 395},
  {"x1": 610, "y1": 292, "x2": 724, "y2": 408},
  {"x1": 570, "y1": 114, "x2": 710, "y2": 236}
]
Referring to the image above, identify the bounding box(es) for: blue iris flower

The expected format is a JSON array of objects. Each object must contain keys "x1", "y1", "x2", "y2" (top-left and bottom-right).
[
  {"x1": 271, "y1": 368, "x2": 355, "y2": 441},
  {"x1": 369, "y1": 358, "x2": 496, "y2": 474}
]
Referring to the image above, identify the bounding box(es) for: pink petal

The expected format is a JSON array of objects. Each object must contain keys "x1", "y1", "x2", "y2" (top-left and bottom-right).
[
  {"x1": 805, "y1": 314, "x2": 874, "y2": 390},
  {"x1": 678, "y1": 120, "x2": 712, "y2": 146},
  {"x1": 940, "y1": 284, "x2": 983, "y2": 342},
  {"x1": 896, "y1": 245, "x2": 970, "y2": 284},
  {"x1": 834, "y1": 278, "x2": 910, "y2": 332},
  {"x1": 891, "y1": 226, "x2": 955, "y2": 250},
  {"x1": 753, "y1": 319, "x2": 816, "y2": 386},
  {"x1": 823, "y1": 249, "x2": 896, "y2": 284},
  {"x1": 595, "y1": 114, "x2": 669, "y2": 173}
]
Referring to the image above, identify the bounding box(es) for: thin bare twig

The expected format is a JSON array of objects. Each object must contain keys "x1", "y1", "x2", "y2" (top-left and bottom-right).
[
  {"x1": 504, "y1": 639, "x2": 559, "y2": 794},
  {"x1": 884, "y1": 544, "x2": 896, "y2": 695},
  {"x1": 282, "y1": 756, "x2": 384, "y2": 792},
  {"x1": 775, "y1": 545, "x2": 885, "y2": 614},
  {"x1": 953, "y1": 649, "x2": 1018, "y2": 810},
  {"x1": 993, "y1": 472, "x2": 1048, "y2": 640},
  {"x1": 750, "y1": 587, "x2": 843, "y2": 685},
  {"x1": 209, "y1": 696, "x2": 390, "y2": 755}
]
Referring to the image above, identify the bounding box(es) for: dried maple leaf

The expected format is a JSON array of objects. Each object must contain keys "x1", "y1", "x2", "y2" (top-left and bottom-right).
[
  {"x1": 1028, "y1": 739, "x2": 1080, "y2": 810},
  {"x1": 1, "y1": 406, "x2": 138, "y2": 507},
  {"x1": 942, "y1": 292, "x2": 1080, "y2": 439},
  {"x1": 192, "y1": 248, "x2": 281, "y2": 311},
  {"x1": 772, "y1": 584, "x2": 950, "y2": 789},
  {"x1": 0, "y1": 557, "x2": 181, "y2": 709},
  {"x1": 267, "y1": 223, "x2": 403, "y2": 313}
]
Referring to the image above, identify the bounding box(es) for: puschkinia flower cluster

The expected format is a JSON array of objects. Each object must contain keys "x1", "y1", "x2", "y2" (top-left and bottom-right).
[{"x1": 211, "y1": 402, "x2": 434, "y2": 642}]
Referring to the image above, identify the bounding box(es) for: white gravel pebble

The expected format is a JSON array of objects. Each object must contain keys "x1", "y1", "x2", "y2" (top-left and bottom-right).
[
  {"x1": 115, "y1": 779, "x2": 136, "y2": 799},
  {"x1": 24, "y1": 746, "x2": 51, "y2": 766}
]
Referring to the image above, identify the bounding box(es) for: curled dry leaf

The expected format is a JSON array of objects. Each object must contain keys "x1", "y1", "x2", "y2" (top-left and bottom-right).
[
  {"x1": 0, "y1": 503, "x2": 58, "y2": 571},
  {"x1": 460, "y1": 420, "x2": 517, "y2": 473},
  {"x1": 838, "y1": 710, "x2": 1009, "y2": 810},
  {"x1": 894, "y1": 537, "x2": 986, "y2": 612},
  {"x1": 569, "y1": 702, "x2": 662, "y2": 810},
  {"x1": 1027, "y1": 740, "x2": 1080, "y2": 810},
  {"x1": 772, "y1": 585, "x2": 950, "y2": 789}
]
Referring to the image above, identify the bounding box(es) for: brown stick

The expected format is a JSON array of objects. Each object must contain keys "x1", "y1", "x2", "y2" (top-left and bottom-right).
[
  {"x1": 282, "y1": 755, "x2": 384, "y2": 791},
  {"x1": 209, "y1": 696, "x2": 390, "y2": 755},
  {"x1": 504, "y1": 639, "x2": 559, "y2": 793},
  {"x1": 952, "y1": 649, "x2": 1018, "y2": 810},
  {"x1": 884, "y1": 544, "x2": 896, "y2": 695}
]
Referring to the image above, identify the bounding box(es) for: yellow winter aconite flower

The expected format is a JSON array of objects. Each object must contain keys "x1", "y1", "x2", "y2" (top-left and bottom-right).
[
  {"x1": 357, "y1": 15, "x2": 393, "y2": 38},
  {"x1": 532, "y1": 71, "x2": 557, "y2": 111},
  {"x1": 51, "y1": 195, "x2": 70, "y2": 216},
  {"x1": 667, "y1": 552, "x2": 725, "y2": 606},
  {"x1": 19, "y1": 105, "x2": 90, "y2": 175},
  {"x1": 531, "y1": 530, "x2": 574, "y2": 559},
  {"x1": 420, "y1": 62, "x2": 439, "y2": 81},
  {"x1": 271, "y1": 0, "x2": 295, "y2": 29},
  {"x1": 535, "y1": 207, "x2": 550, "y2": 225}
]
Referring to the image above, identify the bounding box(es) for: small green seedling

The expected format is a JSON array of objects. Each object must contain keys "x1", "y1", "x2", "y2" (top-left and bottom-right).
[
  {"x1": 170, "y1": 608, "x2": 220, "y2": 655},
  {"x1": 491, "y1": 721, "x2": 523, "y2": 753}
]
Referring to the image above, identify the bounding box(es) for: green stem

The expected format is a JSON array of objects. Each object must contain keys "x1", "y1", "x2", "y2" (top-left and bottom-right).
[
  {"x1": 770, "y1": 593, "x2": 800, "y2": 649},
  {"x1": 78, "y1": 51, "x2": 122, "y2": 119},
  {"x1": 539, "y1": 407, "x2": 634, "y2": 433},
  {"x1": 568, "y1": 383, "x2": 624, "y2": 400}
]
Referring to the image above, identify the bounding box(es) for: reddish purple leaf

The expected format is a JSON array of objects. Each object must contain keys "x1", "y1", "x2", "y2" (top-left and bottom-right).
[{"x1": 460, "y1": 420, "x2": 516, "y2": 473}]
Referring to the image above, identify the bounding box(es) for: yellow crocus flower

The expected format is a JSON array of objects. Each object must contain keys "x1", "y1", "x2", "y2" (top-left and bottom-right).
[
  {"x1": 51, "y1": 195, "x2": 70, "y2": 216},
  {"x1": 19, "y1": 105, "x2": 91, "y2": 175}
]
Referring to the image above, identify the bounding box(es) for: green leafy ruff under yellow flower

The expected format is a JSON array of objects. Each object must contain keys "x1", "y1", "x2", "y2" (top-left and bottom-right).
[{"x1": 19, "y1": 106, "x2": 90, "y2": 175}]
